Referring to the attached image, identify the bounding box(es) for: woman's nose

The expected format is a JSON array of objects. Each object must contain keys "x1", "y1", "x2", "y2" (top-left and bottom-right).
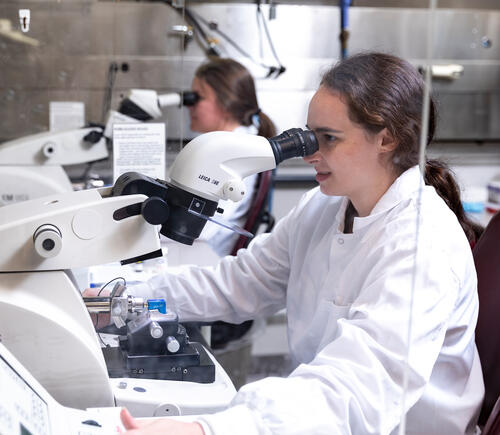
[{"x1": 303, "y1": 150, "x2": 320, "y2": 164}]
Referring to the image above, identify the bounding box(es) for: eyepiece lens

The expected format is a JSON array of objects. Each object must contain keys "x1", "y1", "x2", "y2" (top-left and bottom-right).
[
  {"x1": 183, "y1": 91, "x2": 200, "y2": 107},
  {"x1": 268, "y1": 128, "x2": 318, "y2": 164}
]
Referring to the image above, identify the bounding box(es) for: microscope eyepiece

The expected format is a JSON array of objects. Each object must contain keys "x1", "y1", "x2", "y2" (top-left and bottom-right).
[
  {"x1": 182, "y1": 91, "x2": 200, "y2": 107},
  {"x1": 268, "y1": 128, "x2": 318, "y2": 165}
]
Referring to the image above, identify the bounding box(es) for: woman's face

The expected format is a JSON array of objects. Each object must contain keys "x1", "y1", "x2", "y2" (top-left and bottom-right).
[
  {"x1": 188, "y1": 77, "x2": 231, "y2": 133},
  {"x1": 304, "y1": 86, "x2": 394, "y2": 213}
]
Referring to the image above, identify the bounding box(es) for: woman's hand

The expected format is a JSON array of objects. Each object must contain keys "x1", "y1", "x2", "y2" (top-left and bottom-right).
[
  {"x1": 82, "y1": 287, "x2": 111, "y2": 329},
  {"x1": 120, "y1": 408, "x2": 205, "y2": 435}
]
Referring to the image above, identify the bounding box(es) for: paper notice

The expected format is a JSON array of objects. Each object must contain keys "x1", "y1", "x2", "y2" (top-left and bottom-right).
[{"x1": 113, "y1": 123, "x2": 166, "y2": 182}]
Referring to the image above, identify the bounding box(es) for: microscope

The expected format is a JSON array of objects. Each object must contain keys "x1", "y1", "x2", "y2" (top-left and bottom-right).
[
  {"x1": 0, "y1": 127, "x2": 318, "y2": 416},
  {"x1": 0, "y1": 126, "x2": 108, "y2": 205},
  {"x1": 0, "y1": 89, "x2": 198, "y2": 206},
  {"x1": 103, "y1": 88, "x2": 199, "y2": 137}
]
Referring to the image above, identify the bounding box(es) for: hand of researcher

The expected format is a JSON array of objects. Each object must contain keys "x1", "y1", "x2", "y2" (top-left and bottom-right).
[
  {"x1": 82, "y1": 287, "x2": 111, "y2": 329},
  {"x1": 120, "y1": 408, "x2": 205, "y2": 435}
]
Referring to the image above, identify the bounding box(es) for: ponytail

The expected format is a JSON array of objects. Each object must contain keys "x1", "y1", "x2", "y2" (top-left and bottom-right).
[
  {"x1": 243, "y1": 108, "x2": 276, "y2": 139},
  {"x1": 424, "y1": 159, "x2": 483, "y2": 245},
  {"x1": 256, "y1": 112, "x2": 276, "y2": 139}
]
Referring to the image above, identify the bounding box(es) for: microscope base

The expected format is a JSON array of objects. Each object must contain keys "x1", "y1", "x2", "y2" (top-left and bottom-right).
[{"x1": 108, "y1": 345, "x2": 237, "y2": 417}]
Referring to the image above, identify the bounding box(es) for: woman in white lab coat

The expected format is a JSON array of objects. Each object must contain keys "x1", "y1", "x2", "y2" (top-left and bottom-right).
[
  {"x1": 121, "y1": 52, "x2": 484, "y2": 434},
  {"x1": 188, "y1": 58, "x2": 276, "y2": 257}
]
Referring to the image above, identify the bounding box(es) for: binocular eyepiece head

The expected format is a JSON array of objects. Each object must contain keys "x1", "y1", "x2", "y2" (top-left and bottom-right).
[{"x1": 268, "y1": 128, "x2": 318, "y2": 164}]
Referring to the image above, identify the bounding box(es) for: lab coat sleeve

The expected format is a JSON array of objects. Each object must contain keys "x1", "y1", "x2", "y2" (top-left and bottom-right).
[
  {"x1": 129, "y1": 200, "x2": 296, "y2": 323},
  {"x1": 196, "y1": 227, "x2": 465, "y2": 435}
]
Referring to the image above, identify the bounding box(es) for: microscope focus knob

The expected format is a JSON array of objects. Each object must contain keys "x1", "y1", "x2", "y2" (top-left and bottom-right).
[
  {"x1": 141, "y1": 197, "x2": 169, "y2": 225},
  {"x1": 166, "y1": 336, "x2": 180, "y2": 353},
  {"x1": 42, "y1": 142, "x2": 57, "y2": 159},
  {"x1": 33, "y1": 224, "x2": 62, "y2": 258},
  {"x1": 222, "y1": 180, "x2": 246, "y2": 202}
]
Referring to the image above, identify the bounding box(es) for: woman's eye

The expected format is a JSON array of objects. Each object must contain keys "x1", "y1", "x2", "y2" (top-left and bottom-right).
[{"x1": 323, "y1": 134, "x2": 337, "y2": 143}]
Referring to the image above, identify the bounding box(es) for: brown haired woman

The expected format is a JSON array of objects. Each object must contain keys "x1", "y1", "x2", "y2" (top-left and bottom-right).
[
  {"x1": 189, "y1": 58, "x2": 276, "y2": 257},
  {"x1": 121, "y1": 52, "x2": 483, "y2": 434}
]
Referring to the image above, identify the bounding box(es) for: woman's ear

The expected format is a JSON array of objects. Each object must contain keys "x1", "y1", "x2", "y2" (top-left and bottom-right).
[{"x1": 378, "y1": 128, "x2": 397, "y2": 154}]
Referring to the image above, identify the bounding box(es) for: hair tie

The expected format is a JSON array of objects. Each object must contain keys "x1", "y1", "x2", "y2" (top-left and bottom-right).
[{"x1": 251, "y1": 109, "x2": 261, "y2": 129}]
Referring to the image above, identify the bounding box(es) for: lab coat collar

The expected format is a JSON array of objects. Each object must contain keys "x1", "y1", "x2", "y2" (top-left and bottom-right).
[
  {"x1": 233, "y1": 124, "x2": 258, "y2": 135},
  {"x1": 370, "y1": 165, "x2": 423, "y2": 214},
  {"x1": 350, "y1": 165, "x2": 424, "y2": 232}
]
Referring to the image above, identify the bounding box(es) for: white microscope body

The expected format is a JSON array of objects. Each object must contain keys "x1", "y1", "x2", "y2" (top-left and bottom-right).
[
  {"x1": 0, "y1": 127, "x2": 108, "y2": 206},
  {"x1": 0, "y1": 89, "x2": 196, "y2": 207},
  {"x1": 0, "y1": 128, "x2": 317, "y2": 417},
  {"x1": 104, "y1": 88, "x2": 199, "y2": 139}
]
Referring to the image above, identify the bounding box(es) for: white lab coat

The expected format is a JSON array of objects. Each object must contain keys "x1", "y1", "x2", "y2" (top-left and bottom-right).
[
  {"x1": 133, "y1": 166, "x2": 484, "y2": 434},
  {"x1": 198, "y1": 125, "x2": 258, "y2": 257}
]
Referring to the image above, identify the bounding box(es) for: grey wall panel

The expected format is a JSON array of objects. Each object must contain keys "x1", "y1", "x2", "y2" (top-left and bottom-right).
[
  {"x1": 185, "y1": 0, "x2": 500, "y2": 9},
  {"x1": 111, "y1": 58, "x2": 199, "y2": 90},
  {"x1": 8, "y1": 0, "x2": 500, "y2": 8},
  {"x1": 1, "y1": 2, "x2": 500, "y2": 144},
  {"x1": 0, "y1": 89, "x2": 106, "y2": 135},
  {"x1": 108, "y1": 4, "x2": 189, "y2": 56},
  {"x1": 435, "y1": 93, "x2": 497, "y2": 141}
]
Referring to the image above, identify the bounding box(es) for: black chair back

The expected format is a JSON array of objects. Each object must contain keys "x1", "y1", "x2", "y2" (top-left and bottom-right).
[{"x1": 473, "y1": 211, "x2": 500, "y2": 426}]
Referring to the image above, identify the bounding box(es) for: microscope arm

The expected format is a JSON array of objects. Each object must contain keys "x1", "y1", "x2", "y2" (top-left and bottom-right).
[
  {"x1": 103, "y1": 89, "x2": 199, "y2": 140},
  {"x1": 0, "y1": 187, "x2": 161, "y2": 273},
  {"x1": 0, "y1": 126, "x2": 108, "y2": 205},
  {"x1": 120, "y1": 89, "x2": 199, "y2": 120},
  {"x1": 0, "y1": 126, "x2": 108, "y2": 166}
]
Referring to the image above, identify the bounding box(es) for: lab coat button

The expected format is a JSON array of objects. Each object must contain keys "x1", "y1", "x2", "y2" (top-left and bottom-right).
[{"x1": 338, "y1": 238, "x2": 344, "y2": 245}]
